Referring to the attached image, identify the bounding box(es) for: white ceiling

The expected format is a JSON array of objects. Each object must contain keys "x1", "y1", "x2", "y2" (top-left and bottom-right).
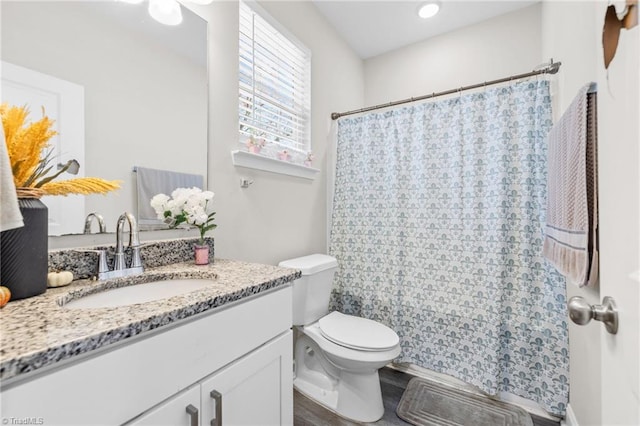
[{"x1": 311, "y1": 0, "x2": 539, "y2": 59}]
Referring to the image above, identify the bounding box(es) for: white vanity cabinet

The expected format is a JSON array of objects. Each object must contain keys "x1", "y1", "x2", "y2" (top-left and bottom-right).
[
  {"x1": 125, "y1": 331, "x2": 292, "y2": 426},
  {"x1": 1, "y1": 286, "x2": 293, "y2": 426}
]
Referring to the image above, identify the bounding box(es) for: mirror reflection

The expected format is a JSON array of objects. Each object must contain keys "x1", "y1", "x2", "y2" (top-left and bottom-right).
[{"x1": 1, "y1": 1, "x2": 208, "y2": 236}]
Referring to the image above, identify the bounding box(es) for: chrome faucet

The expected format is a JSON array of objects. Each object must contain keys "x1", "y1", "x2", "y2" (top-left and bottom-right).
[
  {"x1": 84, "y1": 212, "x2": 106, "y2": 234},
  {"x1": 115, "y1": 212, "x2": 143, "y2": 270},
  {"x1": 97, "y1": 212, "x2": 144, "y2": 280}
]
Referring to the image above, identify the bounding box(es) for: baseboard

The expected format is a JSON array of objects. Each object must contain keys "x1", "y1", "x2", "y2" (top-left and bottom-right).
[{"x1": 562, "y1": 404, "x2": 579, "y2": 426}]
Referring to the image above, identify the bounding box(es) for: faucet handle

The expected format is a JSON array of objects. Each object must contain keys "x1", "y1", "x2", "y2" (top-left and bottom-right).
[
  {"x1": 72, "y1": 249, "x2": 111, "y2": 278},
  {"x1": 97, "y1": 250, "x2": 109, "y2": 275}
]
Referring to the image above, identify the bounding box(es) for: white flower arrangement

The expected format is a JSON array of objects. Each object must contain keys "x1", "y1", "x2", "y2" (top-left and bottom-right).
[{"x1": 150, "y1": 187, "x2": 216, "y2": 245}]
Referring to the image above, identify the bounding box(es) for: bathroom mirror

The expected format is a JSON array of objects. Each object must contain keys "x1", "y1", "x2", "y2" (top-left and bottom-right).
[{"x1": 1, "y1": 1, "x2": 208, "y2": 236}]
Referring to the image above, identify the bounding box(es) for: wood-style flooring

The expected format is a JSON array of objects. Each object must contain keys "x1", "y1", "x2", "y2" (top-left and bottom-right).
[{"x1": 293, "y1": 367, "x2": 560, "y2": 426}]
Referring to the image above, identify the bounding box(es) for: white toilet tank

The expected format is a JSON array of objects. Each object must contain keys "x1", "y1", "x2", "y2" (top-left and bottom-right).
[{"x1": 278, "y1": 254, "x2": 338, "y2": 326}]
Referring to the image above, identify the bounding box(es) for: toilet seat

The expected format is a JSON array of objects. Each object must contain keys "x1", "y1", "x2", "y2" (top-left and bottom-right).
[
  {"x1": 301, "y1": 322, "x2": 401, "y2": 366},
  {"x1": 318, "y1": 311, "x2": 399, "y2": 351}
]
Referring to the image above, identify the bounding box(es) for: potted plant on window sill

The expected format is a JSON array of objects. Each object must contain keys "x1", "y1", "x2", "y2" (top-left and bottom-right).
[{"x1": 246, "y1": 136, "x2": 266, "y2": 155}]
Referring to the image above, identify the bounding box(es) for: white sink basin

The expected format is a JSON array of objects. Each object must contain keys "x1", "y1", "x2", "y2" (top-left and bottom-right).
[{"x1": 63, "y1": 278, "x2": 215, "y2": 309}]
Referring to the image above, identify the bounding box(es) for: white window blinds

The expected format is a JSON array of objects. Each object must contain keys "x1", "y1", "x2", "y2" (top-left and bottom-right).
[{"x1": 239, "y1": 1, "x2": 311, "y2": 154}]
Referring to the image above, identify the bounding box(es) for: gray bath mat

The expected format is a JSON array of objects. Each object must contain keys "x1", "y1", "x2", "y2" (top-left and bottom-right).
[{"x1": 396, "y1": 378, "x2": 533, "y2": 426}]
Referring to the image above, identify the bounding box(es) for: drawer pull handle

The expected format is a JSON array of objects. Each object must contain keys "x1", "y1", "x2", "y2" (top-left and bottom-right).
[
  {"x1": 210, "y1": 390, "x2": 222, "y2": 426},
  {"x1": 185, "y1": 404, "x2": 199, "y2": 426}
]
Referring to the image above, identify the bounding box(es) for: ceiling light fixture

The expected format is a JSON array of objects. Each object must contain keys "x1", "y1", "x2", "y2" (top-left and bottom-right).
[
  {"x1": 148, "y1": 0, "x2": 183, "y2": 26},
  {"x1": 119, "y1": 0, "x2": 213, "y2": 26},
  {"x1": 418, "y1": 2, "x2": 440, "y2": 19}
]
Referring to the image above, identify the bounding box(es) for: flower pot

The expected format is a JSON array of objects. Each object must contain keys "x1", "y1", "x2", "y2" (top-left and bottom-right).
[
  {"x1": 194, "y1": 244, "x2": 210, "y2": 265},
  {"x1": 248, "y1": 145, "x2": 261, "y2": 154},
  {"x1": 0, "y1": 198, "x2": 48, "y2": 300}
]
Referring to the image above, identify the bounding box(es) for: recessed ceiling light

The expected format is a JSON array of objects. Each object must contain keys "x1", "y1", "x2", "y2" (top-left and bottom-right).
[
  {"x1": 148, "y1": 0, "x2": 183, "y2": 26},
  {"x1": 418, "y1": 2, "x2": 440, "y2": 19}
]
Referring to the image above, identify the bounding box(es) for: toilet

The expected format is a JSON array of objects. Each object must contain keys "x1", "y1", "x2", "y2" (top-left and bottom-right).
[{"x1": 279, "y1": 254, "x2": 401, "y2": 423}]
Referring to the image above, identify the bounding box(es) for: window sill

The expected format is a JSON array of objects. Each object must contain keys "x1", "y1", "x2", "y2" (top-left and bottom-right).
[{"x1": 231, "y1": 150, "x2": 320, "y2": 180}]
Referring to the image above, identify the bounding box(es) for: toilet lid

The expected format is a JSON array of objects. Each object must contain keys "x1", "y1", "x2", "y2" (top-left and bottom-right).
[{"x1": 318, "y1": 311, "x2": 399, "y2": 351}]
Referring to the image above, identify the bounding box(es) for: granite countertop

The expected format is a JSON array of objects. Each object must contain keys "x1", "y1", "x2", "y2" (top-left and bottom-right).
[{"x1": 0, "y1": 258, "x2": 300, "y2": 383}]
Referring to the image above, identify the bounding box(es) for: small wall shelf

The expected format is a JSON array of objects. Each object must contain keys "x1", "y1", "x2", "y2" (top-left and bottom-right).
[{"x1": 231, "y1": 150, "x2": 320, "y2": 180}]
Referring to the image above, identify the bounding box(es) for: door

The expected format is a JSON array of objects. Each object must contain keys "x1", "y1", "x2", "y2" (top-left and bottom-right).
[
  {"x1": 596, "y1": 2, "x2": 639, "y2": 425},
  {"x1": 1, "y1": 61, "x2": 85, "y2": 235},
  {"x1": 200, "y1": 331, "x2": 293, "y2": 426}
]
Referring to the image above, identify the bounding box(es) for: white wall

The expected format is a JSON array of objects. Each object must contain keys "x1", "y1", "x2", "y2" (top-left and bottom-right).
[
  {"x1": 193, "y1": 0, "x2": 364, "y2": 265},
  {"x1": 363, "y1": 3, "x2": 542, "y2": 106},
  {"x1": 541, "y1": 2, "x2": 601, "y2": 425}
]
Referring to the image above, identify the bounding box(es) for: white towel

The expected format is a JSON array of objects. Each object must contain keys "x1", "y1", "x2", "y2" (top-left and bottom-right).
[
  {"x1": 135, "y1": 166, "x2": 204, "y2": 229},
  {"x1": 0, "y1": 123, "x2": 24, "y2": 232},
  {"x1": 543, "y1": 83, "x2": 598, "y2": 287}
]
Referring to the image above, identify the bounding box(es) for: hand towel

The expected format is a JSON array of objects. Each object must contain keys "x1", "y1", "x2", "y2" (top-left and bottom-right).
[
  {"x1": 0, "y1": 123, "x2": 24, "y2": 232},
  {"x1": 543, "y1": 83, "x2": 598, "y2": 287},
  {"x1": 135, "y1": 166, "x2": 204, "y2": 229}
]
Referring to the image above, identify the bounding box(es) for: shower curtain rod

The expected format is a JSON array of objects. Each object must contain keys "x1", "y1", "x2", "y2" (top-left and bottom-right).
[{"x1": 330, "y1": 59, "x2": 562, "y2": 120}]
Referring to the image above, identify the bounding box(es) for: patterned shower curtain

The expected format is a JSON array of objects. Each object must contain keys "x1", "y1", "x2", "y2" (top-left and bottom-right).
[{"x1": 329, "y1": 80, "x2": 568, "y2": 416}]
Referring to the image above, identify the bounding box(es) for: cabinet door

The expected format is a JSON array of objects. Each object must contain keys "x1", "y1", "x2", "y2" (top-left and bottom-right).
[
  {"x1": 124, "y1": 385, "x2": 200, "y2": 426},
  {"x1": 200, "y1": 331, "x2": 293, "y2": 426}
]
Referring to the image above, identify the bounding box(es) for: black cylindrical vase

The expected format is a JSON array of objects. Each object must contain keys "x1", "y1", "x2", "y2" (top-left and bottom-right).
[{"x1": 0, "y1": 198, "x2": 48, "y2": 300}]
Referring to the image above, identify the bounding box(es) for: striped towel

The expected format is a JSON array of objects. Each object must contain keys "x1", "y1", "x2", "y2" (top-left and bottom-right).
[
  {"x1": 135, "y1": 166, "x2": 204, "y2": 229},
  {"x1": 543, "y1": 83, "x2": 598, "y2": 287}
]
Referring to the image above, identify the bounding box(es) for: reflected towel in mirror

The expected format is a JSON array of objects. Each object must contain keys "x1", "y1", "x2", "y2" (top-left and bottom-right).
[{"x1": 134, "y1": 166, "x2": 203, "y2": 230}]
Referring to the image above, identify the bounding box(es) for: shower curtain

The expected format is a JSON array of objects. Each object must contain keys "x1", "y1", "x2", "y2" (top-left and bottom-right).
[{"x1": 329, "y1": 80, "x2": 568, "y2": 416}]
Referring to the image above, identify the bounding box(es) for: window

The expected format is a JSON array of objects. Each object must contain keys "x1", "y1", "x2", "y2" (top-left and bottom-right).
[{"x1": 239, "y1": 1, "x2": 311, "y2": 163}]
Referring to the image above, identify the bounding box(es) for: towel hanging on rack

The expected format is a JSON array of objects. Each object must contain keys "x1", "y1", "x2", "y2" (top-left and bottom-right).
[
  {"x1": 134, "y1": 166, "x2": 203, "y2": 229},
  {"x1": 543, "y1": 83, "x2": 598, "y2": 287}
]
